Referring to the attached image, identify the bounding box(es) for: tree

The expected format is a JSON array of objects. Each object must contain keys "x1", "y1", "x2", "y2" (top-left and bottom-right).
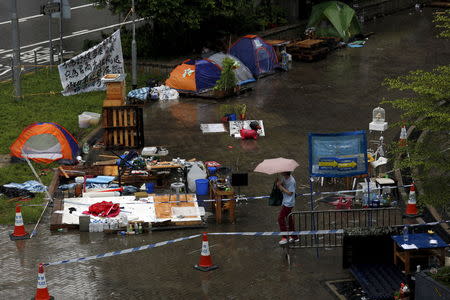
[
  {"x1": 382, "y1": 65, "x2": 450, "y2": 211},
  {"x1": 91, "y1": 0, "x2": 286, "y2": 57},
  {"x1": 434, "y1": 10, "x2": 450, "y2": 38}
]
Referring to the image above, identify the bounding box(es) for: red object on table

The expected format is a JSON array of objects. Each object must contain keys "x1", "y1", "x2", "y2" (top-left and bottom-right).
[
  {"x1": 83, "y1": 201, "x2": 120, "y2": 217},
  {"x1": 240, "y1": 129, "x2": 258, "y2": 140}
]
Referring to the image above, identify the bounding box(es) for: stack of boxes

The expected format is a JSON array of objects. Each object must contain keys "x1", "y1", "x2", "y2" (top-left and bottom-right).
[{"x1": 101, "y1": 74, "x2": 144, "y2": 148}]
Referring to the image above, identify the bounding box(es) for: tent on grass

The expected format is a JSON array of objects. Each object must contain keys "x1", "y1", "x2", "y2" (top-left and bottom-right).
[
  {"x1": 10, "y1": 122, "x2": 79, "y2": 164},
  {"x1": 208, "y1": 53, "x2": 255, "y2": 86},
  {"x1": 165, "y1": 59, "x2": 222, "y2": 93},
  {"x1": 229, "y1": 35, "x2": 278, "y2": 78},
  {"x1": 307, "y1": 1, "x2": 361, "y2": 41}
]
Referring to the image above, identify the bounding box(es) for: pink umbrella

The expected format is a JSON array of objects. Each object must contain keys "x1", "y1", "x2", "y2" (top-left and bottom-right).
[{"x1": 253, "y1": 157, "x2": 299, "y2": 175}]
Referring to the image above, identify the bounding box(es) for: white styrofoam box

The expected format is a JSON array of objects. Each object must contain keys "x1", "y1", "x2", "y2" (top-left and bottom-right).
[{"x1": 141, "y1": 147, "x2": 158, "y2": 156}]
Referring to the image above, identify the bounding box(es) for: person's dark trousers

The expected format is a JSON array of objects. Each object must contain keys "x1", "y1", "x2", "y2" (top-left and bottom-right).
[{"x1": 278, "y1": 205, "x2": 296, "y2": 239}]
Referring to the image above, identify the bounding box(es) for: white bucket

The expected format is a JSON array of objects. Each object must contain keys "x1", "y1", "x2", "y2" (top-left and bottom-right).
[
  {"x1": 75, "y1": 176, "x2": 85, "y2": 184},
  {"x1": 82, "y1": 112, "x2": 101, "y2": 126},
  {"x1": 78, "y1": 114, "x2": 91, "y2": 128}
]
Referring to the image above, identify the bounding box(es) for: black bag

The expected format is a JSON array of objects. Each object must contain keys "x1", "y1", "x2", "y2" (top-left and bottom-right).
[{"x1": 268, "y1": 183, "x2": 283, "y2": 206}]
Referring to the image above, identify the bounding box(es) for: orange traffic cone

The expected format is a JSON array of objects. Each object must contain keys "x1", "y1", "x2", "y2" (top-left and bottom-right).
[
  {"x1": 33, "y1": 263, "x2": 54, "y2": 300},
  {"x1": 194, "y1": 233, "x2": 218, "y2": 272},
  {"x1": 10, "y1": 204, "x2": 29, "y2": 240},
  {"x1": 405, "y1": 184, "x2": 420, "y2": 216}
]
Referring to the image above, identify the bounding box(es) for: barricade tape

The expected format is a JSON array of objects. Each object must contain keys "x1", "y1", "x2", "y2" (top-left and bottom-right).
[
  {"x1": 44, "y1": 234, "x2": 201, "y2": 266},
  {"x1": 65, "y1": 183, "x2": 413, "y2": 205},
  {"x1": 207, "y1": 230, "x2": 344, "y2": 236},
  {"x1": 42, "y1": 220, "x2": 449, "y2": 266}
]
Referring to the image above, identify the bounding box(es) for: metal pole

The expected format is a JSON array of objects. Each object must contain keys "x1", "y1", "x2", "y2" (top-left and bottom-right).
[
  {"x1": 10, "y1": 0, "x2": 21, "y2": 100},
  {"x1": 10, "y1": 57, "x2": 14, "y2": 81},
  {"x1": 48, "y1": 13, "x2": 53, "y2": 66},
  {"x1": 310, "y1": 177, "x2": 319, "y2": 258},
  {"x1": 131, "y1": 0, "x2": 137, "y2": 89},
  {"x1": 59, "y1": 2, "x2": 63, "y2": 64},
  {"x1": 34, "y1": 50, "x2": 37, "y2": 74}
]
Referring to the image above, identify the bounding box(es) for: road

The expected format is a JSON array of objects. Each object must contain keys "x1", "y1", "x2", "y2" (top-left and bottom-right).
[{"x1": 0, "y1": 0, "x2": 136, "y2": 79}]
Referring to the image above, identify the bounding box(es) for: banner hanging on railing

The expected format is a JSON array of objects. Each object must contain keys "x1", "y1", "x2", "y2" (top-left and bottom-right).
[
  {"x1": 58, "y1": 30, "x2": 124, "y2": 96},
  {"x1": 308, "y1": 130, "x2": 368, "y2": 177}
]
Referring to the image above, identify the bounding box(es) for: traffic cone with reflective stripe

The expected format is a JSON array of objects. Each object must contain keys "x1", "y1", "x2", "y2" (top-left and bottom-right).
[
  {"x1": 10, "y1": 204, "x2": 29, "y2": 240},
  {"x1": 194, "y1": 233, "x2": 218, "y2": 272},
  {"x1": 405, "y1": 184, "x2": 420, "y2": 216},
  {"x1": 33, "y1": 263, "x2": 54, "y2": 300}
]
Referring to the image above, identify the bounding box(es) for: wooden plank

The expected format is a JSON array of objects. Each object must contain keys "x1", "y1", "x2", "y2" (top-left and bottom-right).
[
  {"x1": 112, "y1": 109, "x2": 117, "y2": 127},
  {"x1": 130, "y1": 130, "x2": 135, "y2": 147},
  {"x1": 58, "y1": 166, "x2": 69, "y2": 179},
  {"x1": 94, "y1": 159, "x2": 117, "y2": 166},
  {"x1": 124, "y1": 128, "x2": 129, "y2": 147},
  {"x1": 130, "y1": 109, "x2": 135, "y2": 126},
  {"x1": 124, "y1": 108, "x2": 128, "y2": 126},
  {"x1": 154, "y1": 194, "x2": 200, "y2": 221},
  {"x1": 103, "y1": 165, "x2": 119, "y2": 176},
  {"x1": 118, "y1": 109, "x2": 123, "y2": 127},
  {"x1": 113, "y1": 128, "x2": 118, "y2": 145}
]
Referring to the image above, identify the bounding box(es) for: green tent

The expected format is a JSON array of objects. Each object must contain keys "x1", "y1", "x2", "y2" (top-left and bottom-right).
[{"x1": 307, "y1": 1, "x2": 361, "y2": 41}]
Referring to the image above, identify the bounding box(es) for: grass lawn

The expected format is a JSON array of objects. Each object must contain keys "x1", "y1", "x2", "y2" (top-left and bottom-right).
[{"x1": 0, "y1": 66, "x2": 164, "y2": 224}]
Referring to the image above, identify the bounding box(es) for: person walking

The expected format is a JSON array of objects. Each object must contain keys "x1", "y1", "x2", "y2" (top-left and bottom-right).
[{"x1": 276, "y1": 172, "x2": 299, "y2": 245}]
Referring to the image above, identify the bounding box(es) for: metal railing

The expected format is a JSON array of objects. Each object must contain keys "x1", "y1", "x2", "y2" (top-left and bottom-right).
[{"x1": 287, "y1": 207, "x2": 403, "y2": 248}]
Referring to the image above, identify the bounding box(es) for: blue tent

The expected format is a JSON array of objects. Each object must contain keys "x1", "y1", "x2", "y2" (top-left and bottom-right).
[{"x1": 229, "y1": 35, "x2": 278, "y2": 78}]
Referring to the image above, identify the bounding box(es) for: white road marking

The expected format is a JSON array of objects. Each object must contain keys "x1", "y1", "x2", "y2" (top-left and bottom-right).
[
  {"x1": 0, "y1": 68, "x2": 11, "y2": 76},
  {"x1": 0, "y1": 3, "x2": 96, "y2": 26},
  {"x1": 72, "y1": 29, "x2": 89, "y2": 35},
  {"x1": 0, "y1": 18, "x2": 146, "y2": 55}
]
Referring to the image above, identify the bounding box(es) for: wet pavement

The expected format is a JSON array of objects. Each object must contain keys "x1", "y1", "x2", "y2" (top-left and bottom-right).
[{"x1": 1, "y1": 8, "x2": 449, "y2": 300}]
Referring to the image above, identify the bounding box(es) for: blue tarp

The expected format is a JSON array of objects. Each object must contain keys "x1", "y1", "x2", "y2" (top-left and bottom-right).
[
  {"x1": 3, "y1": 180, "x2": 47, "y2": 193},
  {"x1": 85, "y1": 176, "x2": 116, "y2": 184}
]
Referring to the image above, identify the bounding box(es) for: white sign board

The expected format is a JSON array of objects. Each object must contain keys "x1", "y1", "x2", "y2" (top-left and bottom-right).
[{"x1": 58, "y1": 30, "x2": 124, "y2": 96}]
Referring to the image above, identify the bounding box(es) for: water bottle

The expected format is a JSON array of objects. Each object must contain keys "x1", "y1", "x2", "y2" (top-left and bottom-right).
[{"x1": 403, "y1": 226, "x2": 409, "y2": 242}]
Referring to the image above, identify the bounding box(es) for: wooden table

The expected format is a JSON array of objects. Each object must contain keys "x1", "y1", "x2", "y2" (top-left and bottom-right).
[
  {"x1": 209, "y1": 184, "x2": 236, "y2": 224},
  {"x1": 146, "y1": 161, "x2": 183, "y2": 170},
  {"x1": 291, "y1": 39, "x2": 325, "y2": 49},
  {"x1": 392, "y1": 233, "x2": 448, "y2": 273}
]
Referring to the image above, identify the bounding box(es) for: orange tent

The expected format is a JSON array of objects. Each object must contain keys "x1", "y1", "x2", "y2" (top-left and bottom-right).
[{"x1": 10, "y1": 122, "x2": 79, "y2": 164}]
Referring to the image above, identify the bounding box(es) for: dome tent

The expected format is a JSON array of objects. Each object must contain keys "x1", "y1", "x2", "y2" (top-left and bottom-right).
[
  {"x1": 208, "y1": 53, "x2": 255, "y2": 86},
  {"x1": 308, "y1": 1, "x2": 361, "y2": 41},
  {"x1": 10, "y1": 122, "x2": 79, "y2": 164},
  {"x1": 165, "y1": 59, "x2": 222, "y2": 94},
  {"x1": 229, "y1": 35, "x2": 278, "y2": 78}
]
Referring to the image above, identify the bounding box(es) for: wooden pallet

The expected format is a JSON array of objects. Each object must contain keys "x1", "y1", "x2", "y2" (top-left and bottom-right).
[
  {"x1": 292, "y1": 47, "x2": 329, "y2": 62},
  {"x1": 102, "y1": 106, "x2": 144, "y2": 149},
  {"x1": 287, "y1": 39, "x2": 326, "y2": 51}
]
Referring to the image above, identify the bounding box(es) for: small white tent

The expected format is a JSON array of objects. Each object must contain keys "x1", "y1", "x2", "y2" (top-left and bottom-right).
[{"x1": 208, "y1": 53, "x2": 255, "y2": 85}]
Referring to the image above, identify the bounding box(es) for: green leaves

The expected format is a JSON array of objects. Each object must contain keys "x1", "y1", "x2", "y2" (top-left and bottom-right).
[
  {"x1": 382, "y1": 63, "x2": 449, "y2": 212},
  {"x1": 382, "y1": 65, "x2": 450, "y2": 132},
  {"x1": 214, "y1": 57, "x2": 238, "y2": 91},
  {"x1": 433, "y1": 10, "x2": 450, "y2": 39}
]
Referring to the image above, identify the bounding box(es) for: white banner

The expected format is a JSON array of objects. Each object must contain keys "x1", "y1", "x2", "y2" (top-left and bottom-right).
[{"x1": 58, "y1": 30, "x2": 124, "y2": 96}]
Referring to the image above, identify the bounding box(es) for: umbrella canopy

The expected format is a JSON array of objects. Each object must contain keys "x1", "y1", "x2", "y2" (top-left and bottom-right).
[{"x1": 254, "y1": 157, "x2": 299, "y2": 175}]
